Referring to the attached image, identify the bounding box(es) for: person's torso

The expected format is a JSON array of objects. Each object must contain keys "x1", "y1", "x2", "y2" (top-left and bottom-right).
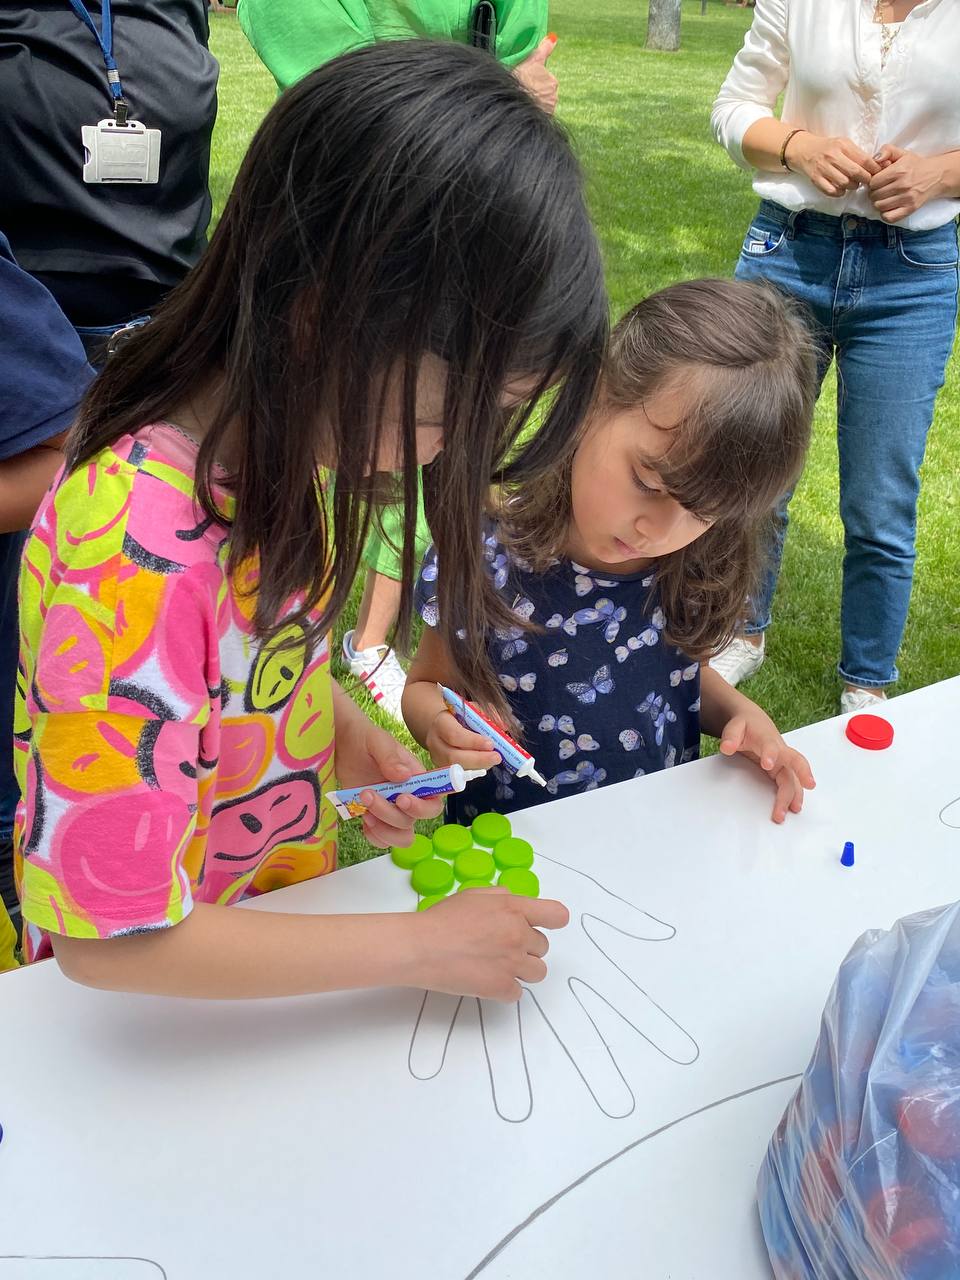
[
  {"x1": 755, "y1": 0, "x2": 960, "y2": 229},
  {"x1": 443, "y1": 539, "x2": 701, "y2": 822},
  {"x1": 0, "y1": 2, "x2": 219, "y2": 291},
  {"x1": 14, "y1": 423, "x2": 337, "y2": 961}
]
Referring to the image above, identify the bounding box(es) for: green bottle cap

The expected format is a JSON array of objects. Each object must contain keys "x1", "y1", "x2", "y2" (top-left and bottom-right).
[
  {"x1": 493, "y1": 837, "x2": 535, "y2": 870},
  {"x1": 453, "y1": 848, "x2": 496, "y2": 883},
  {"x1": 390, "y1": 833, "x2": 434, "y2": 870},
  {"x1": 471, "y1": 812, "x2": 512, "y2": 848},
  {"x1": 411, "y1": 858, "x2": 455, "y2": 897},
  {"x1": 417, "y1": 893, "x2": 449, "y2": 911},
  {"x1": 498, "y1": 867, "x2": 540, "y2": 898},
  {"x1": 457, "y1": 879, "x2": 492, "y2": 892},
  {"x1": 431, "y1": 824, "x2": 473, "y2": 859}
]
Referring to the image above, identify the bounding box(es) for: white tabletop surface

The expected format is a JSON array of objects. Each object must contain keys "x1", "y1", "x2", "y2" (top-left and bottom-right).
[{"x1": 2, "y1": 677, "x2": 959, "y2": 1279}]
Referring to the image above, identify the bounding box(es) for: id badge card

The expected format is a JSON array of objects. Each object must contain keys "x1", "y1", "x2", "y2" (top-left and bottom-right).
[{"x1": 81, "y1": 118, "x2": 161, "y2": 183}]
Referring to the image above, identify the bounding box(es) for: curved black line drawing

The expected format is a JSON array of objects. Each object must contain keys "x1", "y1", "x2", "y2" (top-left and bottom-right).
[
  {"x1": 463, "y1": 1073, "x2": 803, "y2": 1279},
  {"x1": 0, "y1": 1259, "x2": 166, "y2": 1278},
  {"x1": 939, "y1": 794, "x2": 960, "y2": 828},
  {"x1": 407, "y1": 853, "x2": 700, "y2": 1122}
]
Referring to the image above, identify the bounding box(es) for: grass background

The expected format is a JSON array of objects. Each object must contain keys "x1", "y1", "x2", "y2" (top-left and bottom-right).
[{"x1": 209, "y1": 2, "x2": 960, "y2": 862}]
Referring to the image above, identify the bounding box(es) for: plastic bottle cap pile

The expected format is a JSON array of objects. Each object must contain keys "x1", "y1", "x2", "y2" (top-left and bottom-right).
[{"x1": 390, "y1": 815, "x2": 540, "y2": 909}]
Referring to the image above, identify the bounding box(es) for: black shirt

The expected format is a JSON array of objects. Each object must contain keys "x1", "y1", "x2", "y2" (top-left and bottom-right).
[{"x1": 0, "y1": 2, "x2": 219, "y2": 322}]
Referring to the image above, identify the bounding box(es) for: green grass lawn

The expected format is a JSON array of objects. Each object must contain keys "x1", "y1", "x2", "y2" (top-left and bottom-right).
[{"x1": 209, "y1": 3, "x2": 960, "y2": 863}]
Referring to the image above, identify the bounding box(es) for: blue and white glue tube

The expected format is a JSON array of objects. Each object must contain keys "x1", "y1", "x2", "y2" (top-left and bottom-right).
[
  {"x1": 439, "y1": 685, "x2": 547, "y2": 787},
  {"x1": 325, "y1": 763, "x2": 488, "y2": 821}
]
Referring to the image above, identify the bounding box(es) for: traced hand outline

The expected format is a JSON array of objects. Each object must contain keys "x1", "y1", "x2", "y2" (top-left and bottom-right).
[
  {"x1": 939, "y1": 793, "x2": 960, "y2": 828},
  {"x1": 407, "y1": 854, "x2": 700, "y2": 1122}
]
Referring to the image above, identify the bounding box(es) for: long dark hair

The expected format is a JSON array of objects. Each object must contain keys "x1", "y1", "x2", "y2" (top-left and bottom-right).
[
  {"x1": 503, "y1": 278, "x2": 818, "y2": 658},
  {"x1": 67, "y1": 40, "x2": 607, "y2": 712}
]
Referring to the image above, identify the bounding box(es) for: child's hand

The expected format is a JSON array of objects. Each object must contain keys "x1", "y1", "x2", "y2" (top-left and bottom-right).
[
  {"x1": 336, "y1": 720, "x2": 444, "y2": 848},
  {"x1": 424, "y1": 707, "x2": 502, "y2": 773},
  {"x1": 411, "y1": 887, "x2": 570, "y2": 1002},
  {"x1": 719, "y1": 708, "x2": 816, "y2": 824}
]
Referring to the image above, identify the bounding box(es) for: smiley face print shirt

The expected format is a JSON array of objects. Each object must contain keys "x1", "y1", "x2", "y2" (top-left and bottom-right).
[{"x1": 14, "y1": 423, "x2": 338, "y2": 964}]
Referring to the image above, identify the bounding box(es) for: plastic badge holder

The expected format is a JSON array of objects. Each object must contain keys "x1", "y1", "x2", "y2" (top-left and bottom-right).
[{"x1": 758, "y1": 901, "x2": 960, "y2": 1280}]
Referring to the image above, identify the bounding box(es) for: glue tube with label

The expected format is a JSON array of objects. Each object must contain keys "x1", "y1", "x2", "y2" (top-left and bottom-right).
[
  {"x1": 325, "y1": 763, "x2": 487, "y2": 821},
  {"x1": 439, "y1": 685, "x2": 547, "y2": 787}
]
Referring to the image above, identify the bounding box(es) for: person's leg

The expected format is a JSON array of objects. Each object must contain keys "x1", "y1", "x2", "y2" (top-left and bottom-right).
[
  {"x1": 715, "y1": 205, "x2": 834, "y2": 683},
  {"x1": 342, "y1": 473, "x2": 430, "y2": 719},
  {"x1": 834, "y1": 222, "x2": 959, "y2": 697},
  {"x1": 353, "y1": 569, "x2": 405, "y2": 653}
]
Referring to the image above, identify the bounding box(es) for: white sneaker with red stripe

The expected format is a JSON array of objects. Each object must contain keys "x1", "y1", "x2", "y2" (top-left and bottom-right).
[{"x1": 341, "y1": 630, "x2": 407, "y2": 721}]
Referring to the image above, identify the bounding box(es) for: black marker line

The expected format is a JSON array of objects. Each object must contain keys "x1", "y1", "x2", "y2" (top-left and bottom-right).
[
  {"x1": 0, "y1": 1259, "x2": 166, "y2": 1277},
  {"x1": 478, "y1": 997, "x2": 533, "y2": 1123},
  {"x1": 408, "y1": 992, "x2": 465, "y2": 1080},
  {"x1": 463, "y1": 1073, "x2": 803, "y2": 1279},
  {"x1": 406, "y1": 853, "x2": 699, "y2": 1122},
  {"x1": 939, "y1": 796, "x2": 960, "y2": 828}
]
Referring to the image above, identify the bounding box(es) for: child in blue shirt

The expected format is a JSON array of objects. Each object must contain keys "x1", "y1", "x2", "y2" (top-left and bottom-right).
[{"x1": 403, "y1": 278, "x2": 818, "y2": 823}]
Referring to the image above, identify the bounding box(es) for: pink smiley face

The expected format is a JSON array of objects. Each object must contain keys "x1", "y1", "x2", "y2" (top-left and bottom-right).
[
  {"x1": 207, "y1": 772, "x2": 321, "y2": 870},
  {"x1": 53, "y1": 790, "x2": 195, "y2": 923}
]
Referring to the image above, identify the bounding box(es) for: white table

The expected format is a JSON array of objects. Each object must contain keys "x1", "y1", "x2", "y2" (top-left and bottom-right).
[{"x1": 2, "y1": 679, "x2": 959, "y2": 1280}]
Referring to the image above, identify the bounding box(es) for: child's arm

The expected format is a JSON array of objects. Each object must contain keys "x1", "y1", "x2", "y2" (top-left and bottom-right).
[
  {"x1": 402, "y1": 626, "x2": 502, "y2": 773},
  {"x1": 700, "y1": 665, "x2": 815, "y2": 824},
  {"x1": 51, "y1": 890, "x2": 567, "y2": 1002},
  {"x1": 0, "y1": 430, "x2": 67, "y2": 533}
]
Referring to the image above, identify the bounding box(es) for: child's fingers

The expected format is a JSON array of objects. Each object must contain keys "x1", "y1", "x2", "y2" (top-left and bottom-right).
[
  {"x1": 359, "y1": 788, "x2": 436, "y2": 836},
  {"x1": 788, "y1": 748, "x2": 816, "y2": 791},
  {"x1": 719, "y1": 715, "x2": 747, "y2": 755},
  {"x1": 770, "y1": 766, "x2": 804, "y2": 824},
  {"x1": 436, "y1": 713, "x2": 498, "y2": 754},
  {"x1": 392, "y1": 791, "x2": 445, "y2": 820},
  {"x1": 429, "y1": 713, "x2": 501, "y2": 770}
]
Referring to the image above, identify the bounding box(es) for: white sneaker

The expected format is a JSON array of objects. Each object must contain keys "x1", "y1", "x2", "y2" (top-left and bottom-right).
[
  {"x1": 342, "y1": 630, "x2": 407, "y2": 721},
  {"x1": 709, "y1": 633, "x2": 766, "y2": 687},
  {"x1": 840, "y1": 686, "x2": 888, "y2": 716}
]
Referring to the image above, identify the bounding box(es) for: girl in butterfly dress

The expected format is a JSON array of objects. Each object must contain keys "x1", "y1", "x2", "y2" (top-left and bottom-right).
[{"x1": 404, "y1": 279, "x2": 819, "y2": 823}]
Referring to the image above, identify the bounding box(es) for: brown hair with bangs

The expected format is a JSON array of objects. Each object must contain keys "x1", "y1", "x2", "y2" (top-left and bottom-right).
[{"x1": 501, "y1": 278, "x2": 819, "y2": 659}]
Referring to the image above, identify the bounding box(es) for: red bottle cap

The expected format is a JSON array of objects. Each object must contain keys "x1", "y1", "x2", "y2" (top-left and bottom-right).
[{"x1": 845, "y1": 713, "x2": 894, "y2": 751}]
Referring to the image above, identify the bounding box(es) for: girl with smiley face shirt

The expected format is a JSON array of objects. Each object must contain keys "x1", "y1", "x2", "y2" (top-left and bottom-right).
[
  {"x1": 11, "y1": 41, "x2": 607, "y2": 1002},
  {"x1": 404, "y1": 280, "x2": 820, "y2": 825}
]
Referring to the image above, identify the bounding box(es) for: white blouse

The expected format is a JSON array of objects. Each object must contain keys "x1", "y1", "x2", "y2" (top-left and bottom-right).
[{"x1": 711, "y1": 0, "x2": 960, "y2": 230}]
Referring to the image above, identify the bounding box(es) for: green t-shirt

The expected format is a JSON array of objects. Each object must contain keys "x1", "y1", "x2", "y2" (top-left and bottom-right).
[{"x1": 238, "y1": 0, "x2": 548, "y2": 92}]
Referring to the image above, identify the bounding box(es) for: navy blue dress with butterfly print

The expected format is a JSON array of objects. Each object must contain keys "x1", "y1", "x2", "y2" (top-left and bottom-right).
[{"x1": 415, "y1": 527, "x2": 701, "y2": 822}]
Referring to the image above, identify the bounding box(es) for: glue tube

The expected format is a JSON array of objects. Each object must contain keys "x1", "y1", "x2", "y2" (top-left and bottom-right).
[
  {"x1": 325, "y1": 763, "x2": 487, "y2": 821},
  {"x1": 439, "y1": 685, "x2": 547, "y2": 787}
]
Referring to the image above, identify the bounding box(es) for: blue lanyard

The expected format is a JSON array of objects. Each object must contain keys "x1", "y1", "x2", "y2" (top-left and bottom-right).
[{"x1": 67, "y1": 0, "x2": 129, "y2": 123}]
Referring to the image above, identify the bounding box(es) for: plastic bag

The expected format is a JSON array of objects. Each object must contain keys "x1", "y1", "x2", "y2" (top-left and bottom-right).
[{"x1": 758, "y1": 901, "x2": 960, "y2": 1280}]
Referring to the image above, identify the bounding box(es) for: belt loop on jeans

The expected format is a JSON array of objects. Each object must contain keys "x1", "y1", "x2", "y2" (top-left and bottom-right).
[
  {"x1": 884, "y1": 222, "x2": 897, "y2": 250},
  {"x1": 784, "y1": 210, "x2": 801, "y2": 241}
]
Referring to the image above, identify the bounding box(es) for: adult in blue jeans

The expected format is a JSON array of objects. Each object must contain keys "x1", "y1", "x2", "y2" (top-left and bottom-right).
[{"x1": 711, "y1": 0, "x2": 960, "y2": 714}]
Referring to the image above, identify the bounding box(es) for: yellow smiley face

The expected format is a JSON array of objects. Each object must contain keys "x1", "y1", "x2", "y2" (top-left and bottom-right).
[{"x1": 245, "y1": 623, "x2": 307, "y2": 713}]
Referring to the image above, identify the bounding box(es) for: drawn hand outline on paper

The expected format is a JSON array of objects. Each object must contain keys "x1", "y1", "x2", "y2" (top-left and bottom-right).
[{"x1": 407, "y1": 854, "x2": 700, "y2": 1122}]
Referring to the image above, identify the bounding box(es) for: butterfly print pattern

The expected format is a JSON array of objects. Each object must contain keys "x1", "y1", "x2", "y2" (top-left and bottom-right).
[{"x1": 415, "y1": 528, "x2": 700, "y2": 819}]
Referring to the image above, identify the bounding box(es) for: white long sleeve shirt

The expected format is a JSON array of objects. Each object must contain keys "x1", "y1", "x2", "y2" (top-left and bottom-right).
[{"x1": 711, "y1": 0, "x2": 960, "y2": 230}]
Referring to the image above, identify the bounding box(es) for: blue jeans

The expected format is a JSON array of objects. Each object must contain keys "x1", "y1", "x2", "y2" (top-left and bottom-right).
[
  {"x1": 74, "y1": 315, "x2": 150, "y2": 369},
  {"x1": 735, "y1": 200, "x2": 959, "y2": 688}
]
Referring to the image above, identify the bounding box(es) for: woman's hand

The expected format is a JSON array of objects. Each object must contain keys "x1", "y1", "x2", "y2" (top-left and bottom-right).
[
  {"x1": 868, "y1": 145, "x2": 945, "y2": 223},
  {"x1": 718, "y1": 706, "x2": 816, "y2": 824},
  {"x1": 513, "y1": 34, "x2": 559, "y2": 115},
  {"x1": 410, "y1": 887, "x2": 569, "y2": 1002},
  {"x1": 786, "y1": 132, "x2": 880, "y2": 197},
  {"x1": 335, "y1": 708, "x2": 443, "y2": 848},
  {"x1": 424, "y1": 706, "x2": 503, "y2": 772}
]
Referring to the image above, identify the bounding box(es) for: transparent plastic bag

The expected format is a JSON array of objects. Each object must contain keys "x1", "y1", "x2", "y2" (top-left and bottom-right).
[{"x1": 758, "y1": 901, "x2": 960, "y2": 1280}]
